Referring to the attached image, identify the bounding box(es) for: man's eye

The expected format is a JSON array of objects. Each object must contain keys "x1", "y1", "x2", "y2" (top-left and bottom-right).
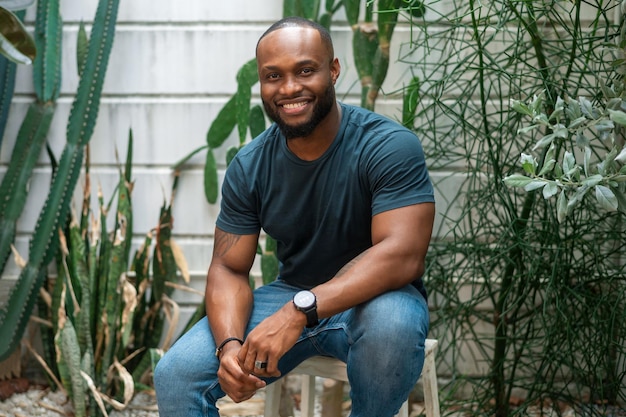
[{"x1": 301, "y1": 68, "x2": 313, "y2": 75}]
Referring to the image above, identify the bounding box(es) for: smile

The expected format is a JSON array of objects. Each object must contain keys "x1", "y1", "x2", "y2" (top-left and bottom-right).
[{"x1": 282, "y1": 101, "x2": 308, "y2": 110}]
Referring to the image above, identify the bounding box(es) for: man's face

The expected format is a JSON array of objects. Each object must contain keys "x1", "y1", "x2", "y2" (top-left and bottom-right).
[{"x1": 256, "y1": 27, "x2": 340, "y2": 139}]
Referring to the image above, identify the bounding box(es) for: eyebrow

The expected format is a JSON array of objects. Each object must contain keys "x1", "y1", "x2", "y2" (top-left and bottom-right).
[{"x1": 260, "y1": 59, "x2": 320, "y2": 72}]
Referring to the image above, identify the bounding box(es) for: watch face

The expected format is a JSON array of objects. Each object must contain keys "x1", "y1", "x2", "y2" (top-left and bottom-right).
[{"x1": 294, "y1": 290, "x2": 315, "y2": 309}]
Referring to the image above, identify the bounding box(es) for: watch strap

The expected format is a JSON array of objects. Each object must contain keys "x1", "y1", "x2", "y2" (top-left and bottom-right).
[{"x1": 303, "y1": 306, "x2": 319, "y2": 328}]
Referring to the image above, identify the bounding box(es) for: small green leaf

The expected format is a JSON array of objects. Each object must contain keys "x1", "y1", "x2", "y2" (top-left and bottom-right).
[
  {"x1": 524, "y1": 180, "x2": 546, "y2": 192},
  {"x1": 511, "y1": 99, "x2": 533, "y2": 116},
  {"x1": 532, "y1": 133, "x2": 556, "y2": 150},
  {"x1": 206, "y1": 95, "x2": 238, "y2": 148},
  {"x1": 616, "y1": 146, "x2": 626, "y2": 164},
  {"x1": 204, "y1": 148, "x2": 218, "y2": 204},
  {"x1": 225, "y1": 145, "x2": 239, "y2": 166},
  {"x1": 542, "y1": 182, "x2": 558, "y2": 199},
  {"x1": 248, "y1": 105, "x2": 266, "y2": 139},
  {"x1": 579, "y1": 97, "x2": 595, "y2": 119},
  {"x1": 538, "y1": 159, "x2": 555, "y2": 176},
  {"x1": 582, "y1": 174, "x2": 603, "y2": 187},
  {"x1": 581, "y1": 146, "x2": 591, "y2": 177},
  {"x1": 503, "y1": 174, "x2": 534, "y2": 188},
  {"x1": 595, "y1": 119, "x2": 615, "y2": 132},
  {"x1": 568, "y1": 116, "x2": 587, "y2": 130},
  {"x1": 517, "y1": 125, "x2": 538, "y2": 135},
  {"x1": 595, "y1": 185, "x2": 618, "y2": 211},
  {"x1": 553, "y1": 126, "x2": 568, "y2": 139},
  {"x1": 608, "y1": 109, "x2": 626, "y2": 127},
  {"x1": 520, "y1": 153, "x2": 536, "y2": 175},
  {"x1": 402, "y1": 76, "x2": 421, "y2": 128},
  {"x1": 557, "y1": 190, "x2": 567, "y2": 223},
  {"x1": 576, "y1": 131, "x2": 590, "y2": 148},
  {"x1": 562, "y1": 151, "x2": 576, "y2": 176},
  {"x1": 614, "y1": 188, "x2": 626, "y2": 214}
]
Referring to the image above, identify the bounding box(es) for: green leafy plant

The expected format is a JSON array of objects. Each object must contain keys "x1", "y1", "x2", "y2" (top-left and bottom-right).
[
  {"x1": 505, "y1": 93, "x2": 626, "y2": 222},
  {"x1": 405, "y1": 0, "x2": 626, "y2": 415}
]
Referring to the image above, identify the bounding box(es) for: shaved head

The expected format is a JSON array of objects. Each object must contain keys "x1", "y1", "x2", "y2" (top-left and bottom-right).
[{"x1": 256, "y1": 16, "x2": 334, "y2": 59}]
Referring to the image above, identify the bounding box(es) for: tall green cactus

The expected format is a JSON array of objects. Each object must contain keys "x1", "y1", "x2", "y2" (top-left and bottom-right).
[
  {"x1": 365, "y1": 0, "x2": 402, "y2": 110},
  {"x1": 346, "y1": 0, "x2": 402, "y2": 110},
  {"x1": 0, "y1": 0, "x2": 120, "y2": 362},
  {"x1": 0, "y1": 0, "x2": 61, "y2": 276},
  {"x1": 0, "y1": 9, "x2": 25, "y2": 146}
]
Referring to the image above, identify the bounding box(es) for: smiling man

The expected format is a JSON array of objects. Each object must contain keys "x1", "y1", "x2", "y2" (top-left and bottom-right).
[{"x1": 154, "y1": 17, "x2": 436, "y2": 417}]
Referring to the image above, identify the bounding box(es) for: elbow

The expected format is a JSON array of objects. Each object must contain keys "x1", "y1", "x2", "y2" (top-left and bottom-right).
[{"x1": 392, "y1": 254, "x2": 426, "y2": 289}]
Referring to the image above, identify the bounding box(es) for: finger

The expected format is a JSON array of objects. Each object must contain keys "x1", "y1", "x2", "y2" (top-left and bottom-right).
[
  {"x1": 264, "y1": 359, "x2": 282, "y2": 378},
  {"x1": 254, "y1": 359, "x2": 268, "y2": 371}
]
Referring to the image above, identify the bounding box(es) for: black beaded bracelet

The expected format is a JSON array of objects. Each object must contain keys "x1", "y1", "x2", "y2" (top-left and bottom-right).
[{"x1": 214, "y1": 337, "x2": 244, "y2": 358}]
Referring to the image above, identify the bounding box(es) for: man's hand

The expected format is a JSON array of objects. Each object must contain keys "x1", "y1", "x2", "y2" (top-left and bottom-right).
[
  {"x1": 217, "y1": 345, "x2": 266, "y2": 403},
  {"x1": 238, "y1": 302, "x2": 306, "y2": 377}
]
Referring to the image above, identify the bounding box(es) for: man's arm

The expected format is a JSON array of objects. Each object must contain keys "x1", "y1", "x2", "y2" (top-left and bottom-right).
[
  {"x1": 239, "y1": 202, "x2": 435, "y2": 375},
  {"x1": 314, "y1": 202, "x2": 435, "y2": 317},
  {"x1": 206, "y1": 227, "x2": 261, "y2": 402}
]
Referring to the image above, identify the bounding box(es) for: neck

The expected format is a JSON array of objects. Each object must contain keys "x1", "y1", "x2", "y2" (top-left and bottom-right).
[{"x1": 286, "y1": 102, "x2": 342, "y2": 161}]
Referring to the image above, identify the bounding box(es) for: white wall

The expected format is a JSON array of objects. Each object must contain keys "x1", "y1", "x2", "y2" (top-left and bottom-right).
[
  {"x1": 0, "y1": 0, "x2": 463, "y2": 339},
  {"x1": 1, "y1": 4, "x2": 458, "y2": 269}
]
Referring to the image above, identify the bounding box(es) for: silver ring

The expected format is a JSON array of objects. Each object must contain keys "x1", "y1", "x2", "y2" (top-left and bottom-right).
[{"x1": 254, "y1": 360, "x2": 267, "y2": 369}]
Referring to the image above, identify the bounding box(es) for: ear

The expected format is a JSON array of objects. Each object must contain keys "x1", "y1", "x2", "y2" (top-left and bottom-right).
[{"x1": 330, "y1": 58, "x2": 341, "y2": 84}]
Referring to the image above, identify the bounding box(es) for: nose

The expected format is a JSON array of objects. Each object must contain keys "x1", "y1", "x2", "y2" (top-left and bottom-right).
[{"x1": 279, "y1": 74, "x2": 303, "y2": 96}]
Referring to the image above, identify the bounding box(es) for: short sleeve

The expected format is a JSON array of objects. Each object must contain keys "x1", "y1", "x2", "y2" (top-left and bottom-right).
[
  {"x1": 367, "y1": 129, "x2": 434, "y2": 216},
  {"x1": 215, "y1": 160, "x2": 261, "y2": 235}
]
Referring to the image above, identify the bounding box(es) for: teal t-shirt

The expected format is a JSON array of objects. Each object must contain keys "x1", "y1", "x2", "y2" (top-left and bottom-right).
[{"x1": 216, "y1": 102, "x2": 434, "y2": 289}]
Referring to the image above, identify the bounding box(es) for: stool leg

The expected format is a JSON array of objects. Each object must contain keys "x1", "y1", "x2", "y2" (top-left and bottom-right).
[
  {"x1": 395, "y1": 400, "x2": 409, "y2": 417},
  {"x1": 264, "y1": 380, "x2": 282, "y2": 416},
  {"x1": 301, "y1": 375, "x2": 316, "y2": 417},
  {"x1": 421, "y1": 350, "x2": 440, "y2": 417}
]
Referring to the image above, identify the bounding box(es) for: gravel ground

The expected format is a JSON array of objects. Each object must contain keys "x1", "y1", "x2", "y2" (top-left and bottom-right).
[
  {"x1": 0, "y1": 386, "x2": 269, "y2": 417},
  {"x1": 1, "y1": 382, "x2": 625, "y2": 417}
]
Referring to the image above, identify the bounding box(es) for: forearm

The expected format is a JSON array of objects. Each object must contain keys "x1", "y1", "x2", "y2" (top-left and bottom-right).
[
  {"x1": 205, "y1": 228, "x2": 259, "y2": 347},
  {"x1": 205, "y1": 265, "x2": 253, "y2": 346},
  {"x1": 313, "y1": 202, "x2": 434, "y2": 319},
  {"x1": 313, "y1": 242, "x2": 423, "y2": 318}
]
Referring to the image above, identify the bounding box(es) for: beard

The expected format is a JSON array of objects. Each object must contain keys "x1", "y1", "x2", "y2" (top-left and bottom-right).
[{"x1": 263, "y1": 83, "x2": 336, "y2": 139}]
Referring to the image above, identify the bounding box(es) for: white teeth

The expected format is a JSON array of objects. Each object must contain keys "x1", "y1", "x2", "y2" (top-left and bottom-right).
[{"x1": 283, "y1": 102, "x2": 306, "y2": 109}]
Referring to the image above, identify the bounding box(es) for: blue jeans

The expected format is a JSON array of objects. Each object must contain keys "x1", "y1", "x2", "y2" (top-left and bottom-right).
[{"x1": 154, "y1": 280, "x2": 429, "y2": 417}]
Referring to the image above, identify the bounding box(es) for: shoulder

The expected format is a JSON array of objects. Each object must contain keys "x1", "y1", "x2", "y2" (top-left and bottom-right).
[
  {"x1": 341, "y1": 103, "x2": 407, "y2": 132},
  {"x1": 340, "y1": 103, "x2": 423, "y2": 155},
  {"x1": 228, "y1": 124, "x2": 281, "y2": 170}
]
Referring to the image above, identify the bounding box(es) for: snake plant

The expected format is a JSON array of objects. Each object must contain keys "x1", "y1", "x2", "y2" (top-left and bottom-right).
[
  {"x1": 0, "y1": 0, "x2": 120, "y2": 362},
  {"x1": 33, "y1": 131, "x2": 191, "y2": 415}
]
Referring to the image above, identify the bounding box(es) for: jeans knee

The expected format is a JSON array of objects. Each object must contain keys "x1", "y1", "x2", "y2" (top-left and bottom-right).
[
  {"x1": 153, "y1": 352, "x2": 172, "y2": 393},
  {"x1": 356, "y1": 287, "x2": 429, "y2": 343}
]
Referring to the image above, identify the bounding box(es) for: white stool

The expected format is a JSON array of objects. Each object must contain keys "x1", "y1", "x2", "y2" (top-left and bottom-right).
[{"x1": 264, "y1": 338, "x2": 440, "y2": 417}]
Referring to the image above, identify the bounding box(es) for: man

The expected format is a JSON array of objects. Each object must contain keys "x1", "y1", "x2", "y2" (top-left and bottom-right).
[{"x1": 154, "y1": 16, "x2": 435, "y2": 417}]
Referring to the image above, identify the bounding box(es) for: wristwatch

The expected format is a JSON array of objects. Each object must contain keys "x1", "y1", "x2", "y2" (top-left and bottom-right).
[{"x1": 293, "y1": 290, "x2": 318, "y2": 328}]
